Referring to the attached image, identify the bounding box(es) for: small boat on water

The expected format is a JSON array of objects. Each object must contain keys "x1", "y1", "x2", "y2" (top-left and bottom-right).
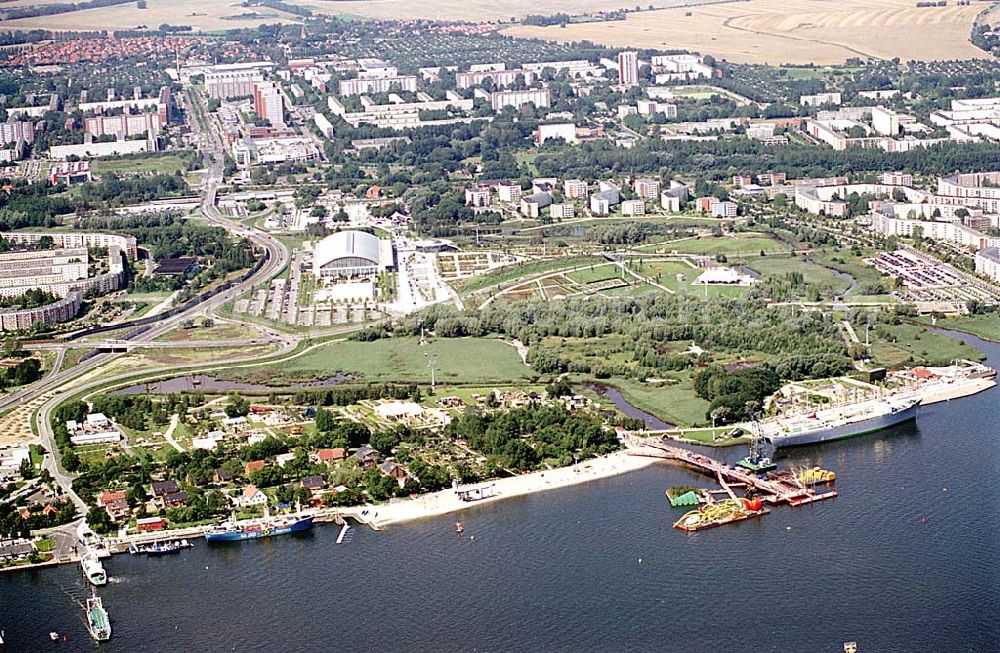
[
  {"x1": 80, "y1": 551, "x2": 107, "y2": 586},
  {"x1": 49, "y1": 632, "x2": 59, "y2": 642},
  {"x1": 127, "y1": 539, "x2": 193, "y2": 556},
  {"x1": 86, "y1": 595, "x2": 111, "y2": 641}
]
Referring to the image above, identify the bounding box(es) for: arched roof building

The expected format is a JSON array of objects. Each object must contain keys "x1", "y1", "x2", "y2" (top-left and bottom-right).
[{"x1": 313, "y1": 230, "x2": 383, "y2": 278}]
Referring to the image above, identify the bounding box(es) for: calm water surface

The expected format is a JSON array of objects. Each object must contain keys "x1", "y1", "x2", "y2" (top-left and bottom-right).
[{"x1": 2, "y1": 334, "x2": 998, "y2": 652}]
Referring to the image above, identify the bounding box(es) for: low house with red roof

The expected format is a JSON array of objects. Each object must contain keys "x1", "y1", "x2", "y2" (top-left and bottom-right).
[
  {"x1": 312, "y1": 448, "x2": 345, "y2": 465},
  {"x1": 244, "y1": 460, "x2": 265, "y2": 475}
]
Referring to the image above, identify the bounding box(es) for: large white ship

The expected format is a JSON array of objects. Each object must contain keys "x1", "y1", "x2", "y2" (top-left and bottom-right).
[{"x1": 764, "y1": 397, "x2": 920, "y2": 448}]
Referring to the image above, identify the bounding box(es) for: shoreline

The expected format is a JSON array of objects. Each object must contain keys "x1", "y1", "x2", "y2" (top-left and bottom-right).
[{"x1": 369, "y1": 449, "x2": 659, "y2": 527}]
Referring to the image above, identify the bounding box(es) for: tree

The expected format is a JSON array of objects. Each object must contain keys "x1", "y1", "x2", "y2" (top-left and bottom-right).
[
  {"x1": 225, "y1": 395, "x2": 250, "y2": 418},
  {"x1": 2, "y1": 336, "x2": 19, "y2": 357}
]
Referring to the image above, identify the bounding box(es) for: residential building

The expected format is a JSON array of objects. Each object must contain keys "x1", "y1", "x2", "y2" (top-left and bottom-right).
[
  {"x1": 633, "y1": 178, "x2": 661, "y2": 199},
  {"x1": 136, "y1": 516, "x2": 166, "y2": 532},
  {"x1": 536, "y1": 122, "x2": 578, "y2": 145},
  {"x1": 0, "y1": 119, "x2": 34, "y2": 146},
  {"x1": 204, "y1": 63, "x2": 272, "y2": 99},
  {"x1": 800, "y1": 92, "x2": 842, "y2": 107},
  {"x1": 549, "y1": 203, "x2": 575, "y2": 220},
  {"x1": 490, "y1": 88, "x2": 551, "y2": 112},
  {"x1": 455, "y1": 68, "x2": 535, "y2": 89},
  {"x1": 881, "y1": 172, "x2": 913, "y2": 186},
  {"x1": 237, "y1": 485, "x2": 269, "y2": 508},
  {"x1": 338, "y1": 75, "x2": 418, "y2": 96},
  {"x1": 871, "y1": 106, "x2": 900, "y2": 136},
  {"x1": 253, "y1": 81, "x2": 285, "y2": 128},
  {"x1": 712, "y1": 201, "x2": 738, "y2": 218},
  {"x1": 975, "y1": 247, "x2": 1000, "y2": 283},
  {"x1": 497, "y1": 183, "x2": 523, "y2": 203},
  {"x1": 660, "y1": 192, "x2": 681, "y2": 212},
  {"x1": 520, "y1": 192, "x2": 552, "y2": 218},
  {"x1": 313, "y1": 112, "x2": 334, "y2": 138},
  {"x1": 564, "y1": 179, "x2": 589, "y2": 199},
  {"x1": 621, "y1": 199, "x2": 645, "y2": 216},
  {"x1": 618, "y1": 51, "x2": 638, "y2": 87},
  {"x1": 464, "y1": 188, "x2": 491, "y2": 207},
  {"x1": 636, "y1": 100, "x2": 677, "y2": 117}
]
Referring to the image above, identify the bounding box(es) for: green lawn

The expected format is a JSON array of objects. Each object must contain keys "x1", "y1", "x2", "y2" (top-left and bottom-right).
[
  {"x1": 746, "y1": 255, "x2": 853, "y2": 295},
  {"x1": 656, "y1": 234, "x2": 789, "y2": 257},
  {"x1": 603, "y1": 374, "x2": 712, "y2": 428},
  {"x1": 92, "y1": 154, "x2": 190, "y2": 176},
  {"x1": 869, "y1": 323, "x2": 985, "y2": 368},
  {"x1": 242, "y1": 336, "x2": 535, "y2": 384},
  {"x1": 564, "y1": 264, "x2": 622, "y2": 285},
  {"x1": 917, "y1": 314, "x2": 1000, "y2": 344}
]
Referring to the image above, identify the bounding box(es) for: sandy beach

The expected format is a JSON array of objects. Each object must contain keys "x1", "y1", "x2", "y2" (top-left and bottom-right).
[{"x1": 368, "y1": 450, "x2": 659, "y2": 527}]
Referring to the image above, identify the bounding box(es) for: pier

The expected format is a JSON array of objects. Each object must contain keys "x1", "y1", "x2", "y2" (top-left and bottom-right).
[{"x1": 630, "y1": 443, "x2": 838, "y2": 507}]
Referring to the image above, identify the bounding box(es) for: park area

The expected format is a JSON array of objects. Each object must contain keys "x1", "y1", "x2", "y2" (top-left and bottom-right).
[{"x1": 221, "y1": 336, "x2": 535, "y2": 386}]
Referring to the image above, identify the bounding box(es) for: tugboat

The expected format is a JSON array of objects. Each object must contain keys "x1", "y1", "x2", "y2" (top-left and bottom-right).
[
  {"x1": 86, "y1": 594, "x2": 111, "y2": 641},
  {"x1": 80, "y1": 551, "x2": 107, "y2": 586}
]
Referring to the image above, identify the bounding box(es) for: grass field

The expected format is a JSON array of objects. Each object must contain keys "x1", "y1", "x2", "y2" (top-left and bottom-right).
[
  {"x1": 607, "y1": 375, "x2": 712, "y2": 427},
  {"x1": 746, "y1": 255, "x2": 853, "y2": 295},
  {"x1": 458, "y1": 256, "x2": 604, "y2": 295},
  {"x1": 234, "y1": 336, "x2": 535, "y2": 385},
  {"x1": 916, "y1": 314, "x2": 1000, "y2": 344},
  {"x1": 505, "y1": 0, "x2": 988, "y2": 64},
  {"x1": 654, "y1": 234, "x2": 790, "y2": 257},
  {"x1": 869, "y1": 323, "x2": 984, "y2": 368},
  {"x1": 92, "y1": 155, "x2": 190, "y2": 177}
]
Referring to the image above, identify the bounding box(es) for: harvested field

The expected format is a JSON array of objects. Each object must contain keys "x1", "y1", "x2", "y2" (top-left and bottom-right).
[
  {"x1": 0, "y1": 0, "x2": 299, "y2": 32},
  {"x1": 505, "y1": 0, "x2": 991, "y2": 64},
  {"x1": 301, "y1": 0, "x2": 718, "y2": 22}
]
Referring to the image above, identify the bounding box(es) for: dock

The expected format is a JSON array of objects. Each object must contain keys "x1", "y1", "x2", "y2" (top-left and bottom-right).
[{"x1": 631, "y1": 443, "x2": 838, "y2": 507}]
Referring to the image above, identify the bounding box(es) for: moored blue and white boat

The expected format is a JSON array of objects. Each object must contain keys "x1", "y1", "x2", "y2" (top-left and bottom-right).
[{"x1": 204, "y1": 514, "x2": 314, "y2": 542}]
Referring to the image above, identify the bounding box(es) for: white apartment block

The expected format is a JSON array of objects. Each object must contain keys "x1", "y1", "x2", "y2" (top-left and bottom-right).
[
  {"x1": 497, "y1": 183, "x2": 522, "y2": 203},
  {"x1": 564, "y1": 180, "x2": 589, "y2": 199},
  {"x1": 636, "y1": 100, "x2": 677, "y2": 117},
  {"x1": 465, "y1": 188, "x2": 491, "y2": 207},
  {"x1": 205, "y1": 64, "x2": 271, "y2": 99},
  {"x1": 338, "y1": 76, "x2": 418, "y2": 96},
  {"x1": 871, "y1": 106, "x2": 900, "y2": 136},
  {"x1": 650, "y1": 54, "x2": 713, "y2": 80},
  {"x1": 660, "y1": 192, "x2": 681, "y2": 212},
  {"x1": 522, "y1": 60, "x2": 603, "y2": 78},
  {"x1": 633, "y1": 178, "x2": 660, "y2": 199},
  {"x1": 490, "y1": 89, "x2": 551, "y2": 112},
  {"x1": 456, "y1": 69, "x2": 535, "y2": 89},
  {"x1": 549, "y1": 203, "x2": 575, "y2": 220},
  {"x1": 49, "y1": 138, "x2": 152, "y2": 160},
  {"x1": 800, "y1": 92, "x2": 842, "y2": 107},
  {"x1": 313, "y1": 112, "x2": 334, "y2": 138},
  {"x1": 712, "y1": 201, "x2": 738, "y2": 218},
  {"x1": 881, "y1": 172, "x2": 913, "y2": 186},
  {"x1": 621, "y1": 199, "x2": 645, "y2": 216},
  {"x1": 975, "y1": 247, "x2": 1000, "y2": 283},
  {"x1": 871, "y1": 212, "x2": 1000, "y2": 251}
]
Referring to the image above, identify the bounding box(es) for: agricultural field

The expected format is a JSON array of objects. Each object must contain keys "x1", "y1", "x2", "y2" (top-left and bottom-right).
[
  {"x1": 298, "y1": 0, "x2": 712, "y2": 22},
  {"x1": 505, "y1": 0, "x2": 989, "y2": 64},
  {"x1": 0, "y1": 0, "x2": 299, "y2": 32}
]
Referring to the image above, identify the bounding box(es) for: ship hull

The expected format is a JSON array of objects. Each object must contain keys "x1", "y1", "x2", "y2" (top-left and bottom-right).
[
  {"x1": 768, "y1": 401, "x2": 919, "y2": 449},
  {"x1": 204, "y1": 516, "x2": 314, "y2": 542}
]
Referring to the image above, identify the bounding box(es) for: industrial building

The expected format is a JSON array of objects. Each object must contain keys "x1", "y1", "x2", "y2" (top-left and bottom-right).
[{"x1": 313, "y1": 231, "x2": 393, "y2": 279}]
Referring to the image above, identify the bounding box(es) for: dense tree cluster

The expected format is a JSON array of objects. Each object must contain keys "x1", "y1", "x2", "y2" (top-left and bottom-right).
[{"x1": 445, "y1": 404, "x2": 620, "y2": 472}]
